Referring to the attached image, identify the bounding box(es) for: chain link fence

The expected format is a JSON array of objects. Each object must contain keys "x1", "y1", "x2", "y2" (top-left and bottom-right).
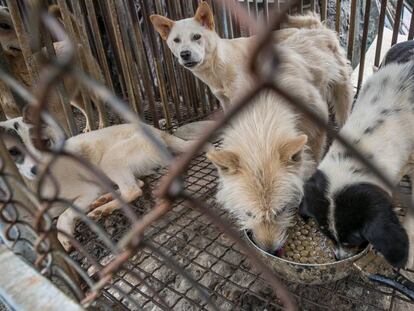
[{"x1": 0, "y1": 0, "x2": 413, "y2": 310}]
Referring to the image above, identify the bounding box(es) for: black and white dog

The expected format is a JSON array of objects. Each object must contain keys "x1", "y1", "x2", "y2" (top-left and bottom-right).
[{"x1": 300, "y1": 40, "x2": 414, "y2": 268}]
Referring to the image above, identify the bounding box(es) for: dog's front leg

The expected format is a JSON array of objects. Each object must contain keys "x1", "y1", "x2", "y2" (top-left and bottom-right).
[
  {"x1": 57, "y1": 190, "x2": 102, "y2": 252},
  {"x1": 87, "y1": 179, "x2": 145, "y2": 220},
  {"x1": 57, "y1": 208, "x2": 81, "y2": 252}
]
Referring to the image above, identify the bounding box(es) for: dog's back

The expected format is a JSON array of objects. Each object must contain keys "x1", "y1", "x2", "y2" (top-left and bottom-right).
[{"x1": 381, "y1": 40, "x2": 414, "y2": 68}]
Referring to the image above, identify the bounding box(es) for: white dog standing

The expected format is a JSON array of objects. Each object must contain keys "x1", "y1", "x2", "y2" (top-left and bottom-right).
[{"x1": 150, "y1": 2, "x2": 352, "y2": 127}]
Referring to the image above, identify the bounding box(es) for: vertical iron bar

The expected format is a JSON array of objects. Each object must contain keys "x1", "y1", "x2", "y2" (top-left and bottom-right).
[
  {"x1": 264, "y1": 0, "x2": 270, "y2": 24},
  {"x1": 391, "y1": 0, "x2": 404, "y2": 46},
  {"x1": 335, "y1": 0, "x2": 341, "y2": 33},
  {"x1": 57, "y1": 0, "x2": 95, "y2": 131},
  {"x1": 347, "y1": 0, "x2": 358, "y2": 61},
  {"x1": 71, "y1": 0, "x2": 109, "y2": 129},
  {"x1": 84, "y1": 0, "x2": 115, "y2": 93},
  {"x1": 126, "y1": 0, "x2": 161, "y2": 124},
  {"x1": 374, "y1": 0, "x2": 387, "y2": 66},
  {"x1": 408, "y1": 6, "x2": 414, "y2": 40},
  {"x1": 106, "y1": 0, "x2": 142, "y2": 114},
  {"x1": 141, "y1": 0, "x2": 171, "y2": 126},
  {"x1": 321, "y1": 0, "x2": 327, "y2": 21},
  {"x1": 112, "y1": 0, "x2": 146, "y2": 116},
  {"x1": 357, "y1": 0, "x2": 372, "y2": 91},
  {"x1": 38, "y1": 1, "x2": 78, "y2": 136},
  {"x1": 154, "y1": 0, "x2": 182, "y2": 123},
  {"x1": 97, "y1": 1, "x2": 127, "y2": 97}
]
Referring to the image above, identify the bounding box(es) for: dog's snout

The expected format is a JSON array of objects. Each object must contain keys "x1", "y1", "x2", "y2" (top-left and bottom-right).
[
  {"x1": 180, "y1": 50, "x2": 191, "y2": 61},
  {"x1": 30, "y1": 166, "x2": 37, "y2": 176}
]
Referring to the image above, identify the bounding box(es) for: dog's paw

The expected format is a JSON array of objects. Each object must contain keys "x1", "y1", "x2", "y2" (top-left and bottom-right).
[
  {"x1": 137, "y1": 179, "x2": 145, "y2": 188},
  {"x1": 58, "y1": 233, "x2": 74, "y2": 252},
  {"x1": 82, "y1": 125, "x2": 92, "y2": 133},
  {"x1": 90, "y1": 193, "x2": 114, "y2": 210},
  {"x1": 88, "y1": 209, "x2": 104, "y2": 221}
]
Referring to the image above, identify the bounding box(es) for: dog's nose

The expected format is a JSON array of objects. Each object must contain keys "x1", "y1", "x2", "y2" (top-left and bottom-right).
[
  {"x1": 30, "y1": 166, "x2": 37, "y2": 176},
  {"x1": 180, "y1": 50, "x2": 191, "y2": 61}
]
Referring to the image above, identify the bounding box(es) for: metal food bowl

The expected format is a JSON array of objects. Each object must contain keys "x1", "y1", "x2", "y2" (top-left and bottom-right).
[{"x1": 244, "y1": 230, "x2": 370, "y2": 285}]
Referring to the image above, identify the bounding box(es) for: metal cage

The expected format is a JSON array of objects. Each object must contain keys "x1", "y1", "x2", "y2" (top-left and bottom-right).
[{"x1": 0, "y1": 0, "x2": 413, "y2": 310}]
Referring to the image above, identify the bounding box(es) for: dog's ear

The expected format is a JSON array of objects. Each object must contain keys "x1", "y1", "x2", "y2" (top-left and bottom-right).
[
  {"x1": 363, "y1": 205, "x2": 409, "y2": 268},
  {"x1": 194, "y1": 1, "x2": 215, "y2": 30},
  {"x1": 207, "y1": 149, "x2": 239, "y2": 174},
  {"x1": 281, "y1": 135, "x2": 308, "y2": 162},
  {"x1": 22, "y1": 104, "x2": 35, "y2": 124},
  {"x1": 150, "y1": 15, "x2": 175, "y2": 40}
]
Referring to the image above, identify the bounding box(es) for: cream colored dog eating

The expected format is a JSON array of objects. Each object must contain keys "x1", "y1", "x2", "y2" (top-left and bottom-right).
[{"x1": 204, "y1": 22, "x2": 352, "y2": 252}]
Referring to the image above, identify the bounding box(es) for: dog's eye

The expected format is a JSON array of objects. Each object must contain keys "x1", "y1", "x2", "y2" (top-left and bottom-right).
[
  {"x1": 0, "y1": 22, "x2": 12, "y2": 31},
  {"x1": 42, "y1": 139, "x2": 52, "y2": 148},
  {"x1": 192, "y1": 34, "x2": 201, "y2": 41},
  {"x1": 291, "y1": 151, "x2": 302, "y2": 162},
  {"x1": 9, "y1": 147, "x2": 20, "y2": 156},
  {"x1": 173, "y1": 37, "x2": 180, "y2": 43}
]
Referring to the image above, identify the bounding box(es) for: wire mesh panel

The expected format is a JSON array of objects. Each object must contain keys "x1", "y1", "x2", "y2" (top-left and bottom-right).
[{"x1": 0, "y1": 0, "x2": 414, "y2": 311}]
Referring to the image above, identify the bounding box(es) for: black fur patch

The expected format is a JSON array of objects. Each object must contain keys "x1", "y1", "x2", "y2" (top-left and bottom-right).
[
  {"x1": 381, "y1": 40, "x2": 414, "y2": 67},
  {"x1": 13, "y1": 122, "x2": 19, "y2": 130},
  {"x1": 2, "y1": 127, "x2": 22, "y2": 142},
  {"x1": 330, "y1": 151, "x2": 353, "y2": 161},
  {"x1": 333, "y1": 183, "x2": 408, "y2": 268},
  {"x1": 363, "y1": 119, "x2": 385, "y2": 135},
  {"x1": 353, "y1": 138, "x2": 361, "y2": 145},
  {"x1": 371, "y1": 95, "x2": 380, "y2": 104},
  {"x1": 381, "y1": 77, "x2": 390, "y2": 87},
  {"x1": 300, "y1": 170, "x2": 332, "y2": 238},
  {"x1": 350, "y1": 166, "x2": 369, "y2": 175},
  {"x1": 381, "y1": 108, "x2": 403, "y2": 115}
]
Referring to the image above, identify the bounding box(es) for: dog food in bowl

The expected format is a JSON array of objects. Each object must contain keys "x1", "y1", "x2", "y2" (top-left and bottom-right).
[{"x1": 280, "y1": 216, "x2": 336, "y2": 264}]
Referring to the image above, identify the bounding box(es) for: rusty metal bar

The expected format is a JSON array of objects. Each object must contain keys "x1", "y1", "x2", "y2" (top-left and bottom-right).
[
  {"x1": 153, "y1": 0, "x2": 182, "y2": 123},
  {"x1": 357, "y1": 0, "x2": 372, "y2": 91},
  {"x1": 321, "y1": 0, "x2": 327, "y2": 21},
  {"x1": 409, "y1": 5, "x2": 414, "y2": 40},
  {"x1": 34, "y1": 1, "x2": 78, "y2": 136},
  {"x1": 125, "y1": 0, "x2": 161, "y2": 123},
  {"x1": 347, "y1": 0, "x2": 357, "y2": 61},
  {"x1": 70, "y1": 0, "x2": 109, "y2": 128},
  {"x1": 56, "y1": 0, "x2": 95, "y2": 132},
  {"x1": 6, "y1": 0, "x2": 39, "y2": 82},
  {"x1": 101, "y1": 1, "x2": 139, "y2": 114},
  {"x1": 374, "y1": 0, "x2": 388, "y2": 67},
  {"x1": 335, "y1": 0, "x2": 341, "y2": 32},
  {"x1": 141, "y1": 0, "x2": 171, "y2": 127},
  {"x1": 84, "y1": 0, "x2": 115, "y2": 93},
  {"x1": 392, "y1": 0, "x2": 404, "y2": 46}
]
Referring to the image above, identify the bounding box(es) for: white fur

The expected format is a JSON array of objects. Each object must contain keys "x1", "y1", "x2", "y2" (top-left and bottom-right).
[
  {"x1": 318, "y1": 62, "x2": 414, "y2": 266},
  {"x1": 320, "y1": 63, "x2": 414, "y2": 194},
  {"x1": 0, "y1": 119, "x2": 194, "y2": 251}
]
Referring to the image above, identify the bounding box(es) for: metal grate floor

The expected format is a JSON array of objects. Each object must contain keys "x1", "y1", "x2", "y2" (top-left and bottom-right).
[{"x1": 72, "y1": 146, "x2": 414, "y2": 311}]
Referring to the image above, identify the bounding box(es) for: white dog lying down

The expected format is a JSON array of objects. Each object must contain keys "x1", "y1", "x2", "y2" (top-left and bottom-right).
[
  {"x1": 151, "y1": 2, "x2": 351, "y2": 127},
  {"x1": 1, "y1": 118, "x2": 196, "y2": 251}
]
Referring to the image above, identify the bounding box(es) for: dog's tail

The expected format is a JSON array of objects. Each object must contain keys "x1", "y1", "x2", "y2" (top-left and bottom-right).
[
  {"x1": 162, "y1": 131, "x2": 213, "y2": 154},
  {"x1": 283, "y1": 12, "x2": 323, "y2": 29}
]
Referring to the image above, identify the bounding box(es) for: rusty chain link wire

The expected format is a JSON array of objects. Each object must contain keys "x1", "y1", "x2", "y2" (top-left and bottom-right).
[{"x1": 0, "y1": 0, "x2": 413, "y2": 310}]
